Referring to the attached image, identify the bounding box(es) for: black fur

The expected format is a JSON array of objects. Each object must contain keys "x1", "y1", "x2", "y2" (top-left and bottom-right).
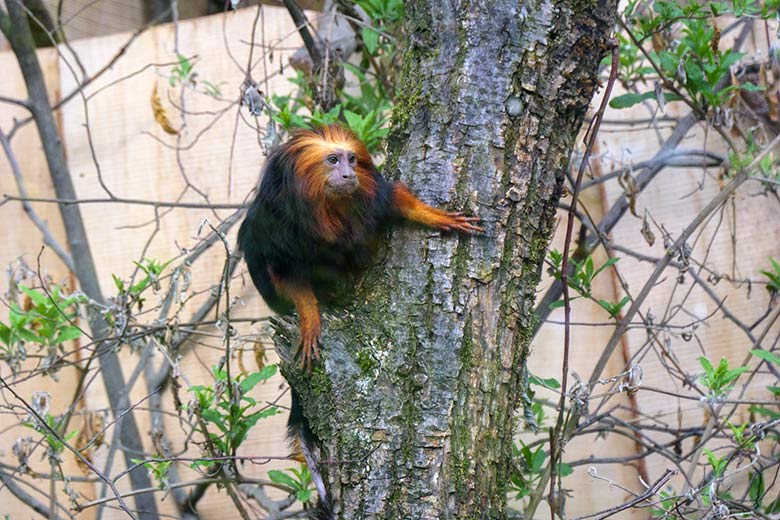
[
  {"x1": 288, "y1": 391, "x2": 334, "y2": 520},
  {"x1": 237, "y1": 140, "x2": 393, "y2": 314},
  {"x1": 238, "y1": 131, "x2": 396, "y2": 520}
]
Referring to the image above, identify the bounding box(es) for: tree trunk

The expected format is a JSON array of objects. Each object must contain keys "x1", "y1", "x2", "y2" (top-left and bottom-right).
[{"x1": 277, "y1": 0, "x2": 617, "y2": 518}]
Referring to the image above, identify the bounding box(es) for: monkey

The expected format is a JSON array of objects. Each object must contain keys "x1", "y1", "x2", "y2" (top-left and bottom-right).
[
  {"x1": 238, "y1": 123, "x2": 482, "y2": 370},
  {"x1": 237, "y1": 124, "x2": 481, "y2": 518}
]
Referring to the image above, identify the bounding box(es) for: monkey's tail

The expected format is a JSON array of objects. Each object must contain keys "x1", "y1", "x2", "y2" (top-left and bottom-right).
[{"x1": 288, "y1": 390, "x2": 334, "y2": 520}]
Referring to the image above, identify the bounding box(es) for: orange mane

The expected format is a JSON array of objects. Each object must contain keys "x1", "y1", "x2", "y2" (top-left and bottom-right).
[{"x1": 283, "y1": 124, "x2": 378, "y2": 241}]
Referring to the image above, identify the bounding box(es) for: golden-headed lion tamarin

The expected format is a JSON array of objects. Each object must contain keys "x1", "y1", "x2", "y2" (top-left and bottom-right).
[{"x1": 238, "y1": 123, "x2": 481, "y2": 369}]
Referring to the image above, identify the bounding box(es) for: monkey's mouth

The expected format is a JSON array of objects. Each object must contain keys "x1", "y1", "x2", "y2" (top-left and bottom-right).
[{"x1": 325, "y1": 178, "x2": 359, "y2": 197}]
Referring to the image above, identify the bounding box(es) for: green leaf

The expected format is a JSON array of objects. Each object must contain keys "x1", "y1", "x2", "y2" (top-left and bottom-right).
[
  {"x1": 0, "y1": 322, "x2": 11, "y2": 345},
  {"x1": 699, "y1": 356, "x2": 714, "y2": 376},
  {"x1": 243, "y1": 407, "x2": 281, "y2": 430},
  {"x1": 609, "y1": 92, "x2": 657, "y2": 109},
  {"x1": 751, "y1": 349, "x2": 780, "y2": 365},
  {"x1": 54, "y1": 326, "x2": 82, "y2": 344},
  {"x1": 112, "y1": 274, "x2": 125, "y2": 292},
  {"x1": 343, "y1": 109, "x2": 363, "y2": 133},
  {"x1": 739, "y1": 82, "x2": 764, "y2": 92},
  {"x1": 531, "y1": 447, "x2": 546, "y2": 472},
  {"x1": 528, "y1": 375, "x2": 561, "y2": 389},
  {"x1": 212, "y1": 366, "x2": 227, "y2": 381},
  {"x1": 592, "y1": 257, "x2": 619, "y2": 276},
  {"x1": 19, "y1": 286, "x2": 48, "y2": 307},
  {"x1": 200, "y1": 409, "x2": 225, "y2": 430},
  {"x1": 361, "y1": 27, "x2": 379, "y2": 54},
  {"x1": 749, "y1": 471, "x2": 764, "y2": 505},
  {"x1": 719, "y1": 50, "x2": 743, "y2": 70},
  {"x1": 557, "y1": 463, "x2": 574, "y2": 477},
  {"x1": 749, "y1": 405, "x2": 780, "y2": 420},
  {"x1": 239, "y1": 365, "x2": 278, "y2": 393},
  {"x1": 268, "y1": 469, "x2": 298, "y2": 488},
  {"x1": 17, "y1": 328, "x2": 43, "y2": 344}
]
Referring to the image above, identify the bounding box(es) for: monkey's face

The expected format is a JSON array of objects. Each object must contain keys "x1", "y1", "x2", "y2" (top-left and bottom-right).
[{"x1": 322, "y1": 149, "x2": 359, "y2": 197}]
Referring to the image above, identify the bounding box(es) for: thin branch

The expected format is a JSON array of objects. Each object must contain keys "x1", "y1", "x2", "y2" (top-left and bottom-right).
[
  {"x1": 0, "y1": 129, "x2": 74, "y2": 271},
  {"x1": 0, "y1": 1, "x2": 158, "y2": 513},
  {"x1": 8, "y1": 6, "x2": 169, "y2": 141},
  {"x1": 0, "y1": 374, "x2": 137, "y2": 519},
  {"x1": 282, "y1": 0, "x2": 322, "y2": 66},
  {"x1": 0, "y1": 94, "x2": 32, "y2": 108},
  {"x1": 532, "y1": 19, "x2": 755, "y2": 334},
  {"x1": 573, "y1": 469, "x2": 676, "y2": 520},
  {"x1": 548, "y1": 41, "x2": 619, "y2": 520},
  {"x1": 3, "y1": 194, "x2": 244, "y2": 209},
  {"x1": 0, "y1": 468, "x2": 65, "y2": 520},
  {"x1": 589, "y1": 131, "x2": 780, "y2": 386}
]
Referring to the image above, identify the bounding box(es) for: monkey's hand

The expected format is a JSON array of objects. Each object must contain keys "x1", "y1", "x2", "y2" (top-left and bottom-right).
[
  {"x1": 392, "y1": 183, "x2": 484, "y2": 234},
  {"x1": 298, "y1": 309, "x2": 322, "y2": 371},
  {"x1": 437, "y1": 211, "x2": 484, "y2": 234}
]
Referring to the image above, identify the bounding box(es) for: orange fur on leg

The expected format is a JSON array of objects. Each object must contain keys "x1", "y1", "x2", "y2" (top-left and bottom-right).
[
  {"x1": 391, "y1": 182, "x2": 483, "y2": 233},
  {"x1": 268, "y1": 270, "x2": 322, "y2": 370}
]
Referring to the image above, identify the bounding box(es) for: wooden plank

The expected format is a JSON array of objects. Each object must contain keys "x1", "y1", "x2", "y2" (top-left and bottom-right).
[
  {"x1": 57, "y1": 7, "x2": 312, "y2": 518},
  {"x1": 0, "y1": 45, "x2": 98, "y2": 520}
]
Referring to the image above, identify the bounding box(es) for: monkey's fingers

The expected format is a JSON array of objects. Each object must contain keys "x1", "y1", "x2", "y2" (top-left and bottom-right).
[
  {"x1": 458, "y1": 222, "x2": 486, "y2": 233},
  {"x1": 299, "y1": 329, "x2": 322, "y2": 372},
  {"x1": 444, "y1": 212, "x2": 485, "y2": 233}
]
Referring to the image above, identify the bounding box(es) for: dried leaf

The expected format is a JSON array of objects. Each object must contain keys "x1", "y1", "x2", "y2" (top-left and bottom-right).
[
  {"x1": 764, "y1": 62, "x2": 780, "y2": 123},
  {"x1": 237, "y1": 344, "x2": 247, "y2": 376},
  {"x1": 151, "y1": 83, "x2": 179, "y2": 135},
  {"x1": 651, "y1": 30, "x2": 666, "y2": 54},
  {"x1": 254, "y1": 342, "x2": 267, "y2": 372},
  {"x1": 710, "y1": 19, "x2": 720, "y2": 55},
  {"x1": 654, "y1": 80, "x2": 666, "y2": 112},
  {"x1": 618, "y1": 170, "x2": 639, "y2": 217},
  {"x1": 74, "y1": 412, "x2": 105, "y2": 475}
]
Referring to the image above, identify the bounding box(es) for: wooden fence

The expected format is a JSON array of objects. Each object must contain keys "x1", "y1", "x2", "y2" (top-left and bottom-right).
[{"x1": 0, "y1": 6, "x2": 777, "y2": 519}]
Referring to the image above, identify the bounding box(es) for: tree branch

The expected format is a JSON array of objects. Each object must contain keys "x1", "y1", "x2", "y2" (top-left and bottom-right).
[
  {"x1": 0, "y1": 468, "x2": 65, "y2": 520},
  {"x1": 0, "y1": 129, "x2": 74, "y2": 271},
  {"x1": 2, "y1": 194, "x2": 244, "y2": 209},
  {"x1": 282, "y1": 0, "x2": 322, "y2": 66}
]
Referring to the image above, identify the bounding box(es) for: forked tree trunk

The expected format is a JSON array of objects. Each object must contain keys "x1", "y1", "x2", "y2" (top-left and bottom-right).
[{"x1": 277, "y1": 0, "x2": 617, "y2": 518}]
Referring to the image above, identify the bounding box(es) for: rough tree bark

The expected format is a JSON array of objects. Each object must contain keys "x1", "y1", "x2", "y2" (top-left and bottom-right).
[{"x1": 276, "y1": 0, "x2": 617, "y2": 518}]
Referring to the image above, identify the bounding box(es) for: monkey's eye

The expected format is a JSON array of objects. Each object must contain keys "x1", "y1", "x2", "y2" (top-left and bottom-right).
[
  {"x1": 327, "y1": 154, "x2": 339, "y2": 165},
  {"x1": 348, "y1": 153, "x2": 356, "y2": 165}
]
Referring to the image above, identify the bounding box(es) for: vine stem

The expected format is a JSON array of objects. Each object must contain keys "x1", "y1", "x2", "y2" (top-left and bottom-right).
[{"x1": 547, "y1": 42, "x2": 620, "y2": 520}]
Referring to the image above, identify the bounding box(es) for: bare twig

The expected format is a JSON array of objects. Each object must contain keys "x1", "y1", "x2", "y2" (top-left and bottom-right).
[
  {"x1": 546, "y1": 41, "x2": 620, "y2": 520},
  {"x1": 282, "y1": 0, "x2": 322, "y2": 66},
  {"x1": 573, "y1": 469, "x2": 676, "y2": 520},
  {"x1": 3, "y1": 194, "x2": 244, "y2": 209},
  {"x1": 0, "y1": 129, "x2": 74, "y2": 271}
]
